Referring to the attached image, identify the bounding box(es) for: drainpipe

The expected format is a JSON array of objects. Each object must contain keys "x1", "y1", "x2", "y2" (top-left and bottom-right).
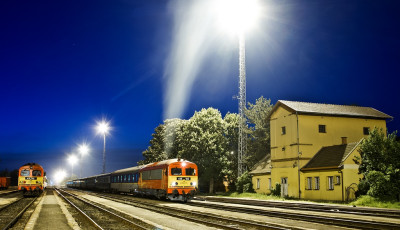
[
  {"x1": 296, "y1": 111, "x2": 301, "y2": 199},
  {"x1": 340, "y1": 168, "x2": 344, "y2": 202}
]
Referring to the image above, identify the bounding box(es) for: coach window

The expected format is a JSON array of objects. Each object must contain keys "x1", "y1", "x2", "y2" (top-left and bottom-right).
[
  {"x1": 186, "y1": 168, "x2": 196, "y2": 176},
  {"x1": 171, "y1": 168, "x2": 182, "y2": 175},
  {"x1": 21, "y1": 170, "x2": 30, "y2": 176}
]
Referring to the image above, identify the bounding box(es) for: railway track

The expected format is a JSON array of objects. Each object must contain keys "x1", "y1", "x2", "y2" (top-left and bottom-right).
[
  {"x1": 68, "y1": 189, "x2": 304, "y2": 230},
  {"x1": 55, "y1": 188, "x2": 153, "y2": 230},
  {"x1": 190, "y1": 198, "x2": 400, "y2": 230},
  {"x1": 0, "y1": 196, "x2": 38, "y2": 230},
  {"x1": 0, "y1": 190, "x2": 19, "y2": 197},
  {"x1": 197, "y1": 196, "x2": 400, "y2": 219}
]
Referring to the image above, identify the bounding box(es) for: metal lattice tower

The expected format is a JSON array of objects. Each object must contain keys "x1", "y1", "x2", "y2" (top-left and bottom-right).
[{"x1": 238, "y1": 33, "x2": 247, "y2": 177}]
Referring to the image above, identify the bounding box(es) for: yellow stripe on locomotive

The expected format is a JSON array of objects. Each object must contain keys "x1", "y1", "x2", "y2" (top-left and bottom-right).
[{"x1": 18, "y1": 163, "x2": 46, "y2": 196}]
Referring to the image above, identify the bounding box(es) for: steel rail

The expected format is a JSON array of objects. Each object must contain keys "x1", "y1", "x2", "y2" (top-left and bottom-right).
[
  {"x1": 88, "y1": 191, "x2": 299, "y2": 230},
  {"x1": 189, "y1": 200, "x2": 400, "y2": 230},
  {"x1": 1, "y1": 197, "x2": 37, "y2": 230},
  {"x1": 197, "y1": 196, "x2": 400, "y2": 219},
  {"x1": 56, "y1": 189, "x2": 147, "y2": 230},
  {"x1": 55, "y1": 189, "x2": 103, "y2": 230}
]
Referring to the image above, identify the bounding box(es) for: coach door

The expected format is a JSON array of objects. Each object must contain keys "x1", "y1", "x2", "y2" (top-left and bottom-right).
[{"x1": 281, "y1": 177, "x2": 288, "y2": 197}]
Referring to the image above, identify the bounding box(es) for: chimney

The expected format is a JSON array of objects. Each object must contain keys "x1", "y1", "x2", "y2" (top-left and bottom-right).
[{"x1": 341, "y1": 137, "x2": 348, "y2": 145}]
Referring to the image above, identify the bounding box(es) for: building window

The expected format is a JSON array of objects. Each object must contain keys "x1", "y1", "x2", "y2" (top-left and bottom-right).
[
  {"x1": 336, "y1": 176, "x2": 341, "y2": 185},
  {"x1": 281, "y1": 126, "x2": 286, "y2": 135},
  {"x1": 363, "y1": 127, "x2": 370, "y2": 135},
  {"x1": 257, "y1": 178, "x2": 260, "y2": 189},
  {"x1": 314, "y1": 177, "x2": 320, "y2": 190},
  {"x1": 328, "y1": 176, "x2": 334, "y2": 190},
  {"x1": 306, "y1": 177, "x2": 312, "y2": 190},
  {"x1": 268, "y1": 178, "x2": 272, "y2": 190},
  {"x1": 319, "y1": 125, "x2": 326, "y2": 133}
]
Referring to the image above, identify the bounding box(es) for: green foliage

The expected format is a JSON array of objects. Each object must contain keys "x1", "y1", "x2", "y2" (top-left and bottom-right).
[
  {"x1": 271, "y1": 183, "x2": 281, "y2": 196},
  {"x1": 138, "y1": 118, "x2": 186, "y2": 165},
  {"x1": 140, "y1": 96, "x2": 274, "y2": 193},
  {"x1": 351, "y1": 195, "x2": 400, "y2": 209},
  {"x1": 236, "y1": 171, "x2": 254, "y2": 193},
  {"x1": 178, "y1": 108, "x2": 230, "y2": 192},
  {"x1": 357, "y1": 128, "x2": 400, "y2": 200},
  {"x1": 245, "y1": 96, "x2": 273, "y2": 169}
]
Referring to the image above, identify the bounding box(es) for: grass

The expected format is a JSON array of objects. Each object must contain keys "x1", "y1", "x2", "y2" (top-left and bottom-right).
[
  {"x1": 350, "y1": 195, "x2": 400, "y2": 209},
  {"x1": 206, "y1": 192, "x2": 400, "y2": 209}
]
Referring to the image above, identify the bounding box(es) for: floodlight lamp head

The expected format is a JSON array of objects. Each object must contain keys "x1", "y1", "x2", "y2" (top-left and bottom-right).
[
  {"x1": 214, "y1": 0, "x2": 260, "y2": 35},
  {"x1": 96, "y1": 121, "x2": 110, "y2": 135},
  {"x1": 79, "y1": 144, "x2": 89, "y2": 155}
]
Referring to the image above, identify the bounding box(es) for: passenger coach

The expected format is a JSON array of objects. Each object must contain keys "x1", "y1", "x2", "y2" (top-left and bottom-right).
[{"x1": 66, "y1": 158, "x2": 198, "y2": 202}]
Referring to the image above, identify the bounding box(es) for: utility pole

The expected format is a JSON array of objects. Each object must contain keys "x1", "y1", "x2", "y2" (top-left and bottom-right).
[{"x1": 238, "y1": 33, "x2": 247, "y2": 177}]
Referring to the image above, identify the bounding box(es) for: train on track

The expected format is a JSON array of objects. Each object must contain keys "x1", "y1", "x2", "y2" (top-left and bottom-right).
[
  {"x1": 67, "y1": 158, "x2": 198, "y2": 202},
  {"x1": 18, "y1": 163, "x2": 47, "y2": 196}
]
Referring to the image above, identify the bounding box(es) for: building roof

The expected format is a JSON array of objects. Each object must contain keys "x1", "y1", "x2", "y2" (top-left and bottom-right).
[
  {"x1": 249, "y1": 154, "x2": 271, "y2": 175},
  {"x1": 268, "y1": 100, "x2": 393, "y2": 120},
  {"x1": 301, "y1": 142, "x2": 359, "y2": 171}
]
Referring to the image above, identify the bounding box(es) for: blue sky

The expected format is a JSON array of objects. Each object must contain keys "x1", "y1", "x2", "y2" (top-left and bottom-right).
[{"x1": 1, "y1": 0, "x2": 399, "y2": 181}]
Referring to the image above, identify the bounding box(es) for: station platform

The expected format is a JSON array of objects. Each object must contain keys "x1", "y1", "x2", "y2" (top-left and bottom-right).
[{"x1": 25, "y1": 189, "x2": 80, "y2": 230}]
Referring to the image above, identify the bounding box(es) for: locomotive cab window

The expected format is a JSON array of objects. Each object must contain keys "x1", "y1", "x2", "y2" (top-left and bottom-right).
[
  {"x1": 186, "y1": 168, "x2": 196, "y2": 176},
  {"x1": 33, "y1": 170, "x2": 42, "y2": 176},
  {"x1": 21, "y1": 170, "x2": 30, "y2": 176},
  {"x1": 171, "y1": 168, "x2": 182, "y2": 175}
]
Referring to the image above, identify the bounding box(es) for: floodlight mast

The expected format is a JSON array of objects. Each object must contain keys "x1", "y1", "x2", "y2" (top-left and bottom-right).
[{"x1": 238, "y1": 32, "x2": 247, "y2": 177}]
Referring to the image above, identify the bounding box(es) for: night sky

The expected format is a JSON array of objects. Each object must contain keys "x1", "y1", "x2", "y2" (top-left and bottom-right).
[{"x1": 1, "y1": 0, "x2": 399, "y2": 182}]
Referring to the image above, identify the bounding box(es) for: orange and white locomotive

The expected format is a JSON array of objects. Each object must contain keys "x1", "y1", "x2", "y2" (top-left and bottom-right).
[
  {"x1": 18, "y1": 163, "x2": 47, "y2": 196},
  {"x1": 139, "y1": 158, "x2": 198, "y2": 202}
]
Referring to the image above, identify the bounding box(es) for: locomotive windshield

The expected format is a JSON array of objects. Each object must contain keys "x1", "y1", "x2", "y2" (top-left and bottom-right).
[
  {"x1": 186, "y1": 168, "x2": 196, "y2": 176},
  {"x1": 171, "y1": 168, "x2": 182, "y2": 175},
  {"x1": 33, "y1": 170, "x2": 42, "y2": 176},
  {"x1": 21, "y1": 170, "x2": 30, "y2": 176}
]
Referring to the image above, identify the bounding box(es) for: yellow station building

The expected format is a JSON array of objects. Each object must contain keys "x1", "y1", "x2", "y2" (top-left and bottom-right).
[{"x1": 250, "y1": 100, "x2": 392, "y2": 201}]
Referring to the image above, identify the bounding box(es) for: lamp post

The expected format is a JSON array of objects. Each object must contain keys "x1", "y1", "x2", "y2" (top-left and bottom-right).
[
  {"x1": 68, "y1": 155, "x2": 78, "y2": 180},
  {"x1": 78, "y1": 143, "x2": 89, "y2": 178},
  {"x1": 97, "y1": 121, "x2": 110, "y2": 174},
  {"x1": 214, "y1": 0, "x2": 260, "y2": 176}
]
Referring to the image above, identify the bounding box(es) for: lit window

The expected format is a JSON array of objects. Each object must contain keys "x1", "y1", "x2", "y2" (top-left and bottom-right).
[
  {"x1": 328, "y1": 176, "x2": 334, "y2": 190},
  {"x1": 363, "y1": 127, "x2": 370, "y2": 135},
  {"x1": 306, "y1": 177, "x2": 312, "y2": 190},
  {"x1": 319, "y1": 125, "x2": 326, "y2": 133},
  {"x1": 281, "y1": 126, "x2": 286, "y2": 135},
  {"x1": 314, "y1": 177, "x2": 320, "y2": 190}
]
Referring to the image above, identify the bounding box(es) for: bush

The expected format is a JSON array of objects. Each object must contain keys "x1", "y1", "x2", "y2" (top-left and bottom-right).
[
  {"x1": 271, "y1": 183, "x2": 281, "y2": 196},
  {"x1": 236, "y1": 171, "x2": 254, "y2": 193}
]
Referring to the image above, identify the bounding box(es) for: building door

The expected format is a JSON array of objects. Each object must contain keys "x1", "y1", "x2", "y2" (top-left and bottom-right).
[{"x1": 281, "y1": 177, "x2": 288, "y2": 197}]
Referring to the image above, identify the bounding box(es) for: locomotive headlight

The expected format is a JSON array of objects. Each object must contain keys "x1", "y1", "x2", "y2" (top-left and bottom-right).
[
  {"x1": 191, "y1": 182, "x2": 197, "y2": 186},
  {"x1": 171, "y1": 181, "x2": 178, "y2": 186}
]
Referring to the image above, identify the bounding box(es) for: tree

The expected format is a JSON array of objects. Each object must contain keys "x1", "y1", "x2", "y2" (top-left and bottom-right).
[
  {"x1": 139, "y1": 118, "x2": 186, "y2": 165},
  {"x1": 178, "y1": 108, "x2": 230, "y2": 193},
  {"x1": 223, "y1": 112, "x2": 239, "y2": 185},
  {"x1": 245, "y1": 96, "x2": 273, "y2": 169},
  {"x1": 356, "y1": 128, "x2": 400, "y2": 200},
  {"x1": 139, "y1": 123, "x2": 167, "y2": 165}
]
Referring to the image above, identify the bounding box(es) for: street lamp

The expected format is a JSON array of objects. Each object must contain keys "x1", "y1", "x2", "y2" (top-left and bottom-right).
[
  {"x1": 54, "y1": 169, "x2": 67, "y2": 186},
  {"x1": 96, "y1": 120, "x2": 110, "y2": 174},
  {"x1": 68, "y1": 154, "x2": 78, "y2": 180},
  {"x1": 214, "y1": 0, "x2": 260, "y2": 176},
  {"x1": 78, "y1": 143, "x2": 89, "y2": 178}
]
